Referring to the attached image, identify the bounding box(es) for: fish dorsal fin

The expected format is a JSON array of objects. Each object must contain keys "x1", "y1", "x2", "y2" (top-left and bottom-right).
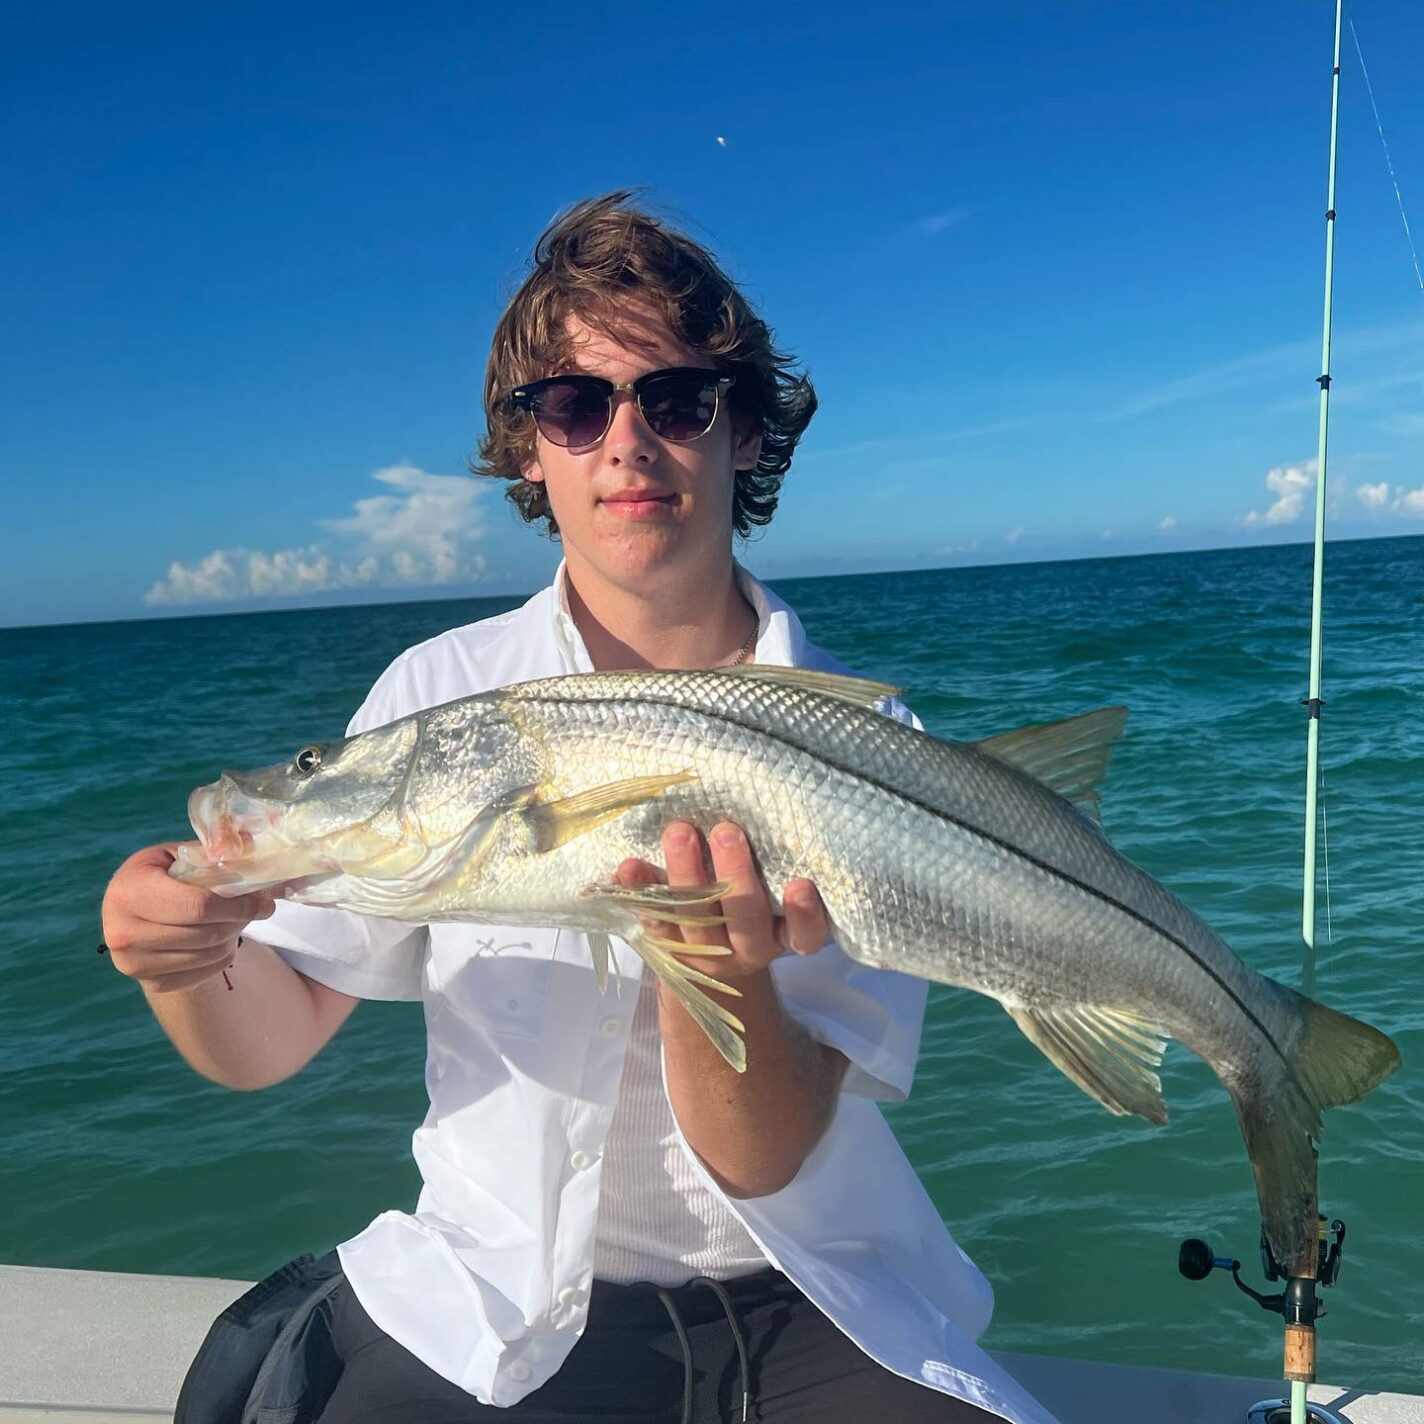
[
  {"x1": 1005, "y1": 1002, "x2": 1169, "y2": 1125},
  {"x1": 715, "y1": 664, "x2": 902, "y2": 707},
  {"x1": 974, "y1": 706, "x2": 1127, "y2": 826}
]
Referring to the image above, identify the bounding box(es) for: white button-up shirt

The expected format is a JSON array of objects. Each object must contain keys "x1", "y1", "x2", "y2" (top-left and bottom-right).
[{"x1": 257, "y1": 565, "x2": 1057, "y2": 1424}]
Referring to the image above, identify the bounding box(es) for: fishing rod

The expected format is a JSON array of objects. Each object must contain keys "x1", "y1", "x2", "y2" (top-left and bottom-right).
[{"x1": 1179, "y1": 5, "x2": 1349, "y2": 1423}]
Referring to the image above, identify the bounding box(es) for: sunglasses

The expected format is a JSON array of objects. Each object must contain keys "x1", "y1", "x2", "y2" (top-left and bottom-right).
[{"x1": 508, "y1": 367, "x2": 735, "y2": 448}]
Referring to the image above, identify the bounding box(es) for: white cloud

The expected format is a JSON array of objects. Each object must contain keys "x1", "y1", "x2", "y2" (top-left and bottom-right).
[
  {"x1": 1107, "y1": 318, "x2": 1424, "y2": 423},
  {"x1": 912, "y1": 207, "x2": 971, "y2": 237},
  {"x1": 1005, "y1": 526, "x2": 1024, "y2": 545},
  {"x1": 1241, "y1": 459, "x2": 1317, "y2": 527},
  {"x1": 1350, "y1": 479, "x2": 1424, "y2": 516},
  {"x1": 1159, "y1": 516, "x2": 1177, "y2": 531},
  {"x1": 144, "y1": 464, "x2": 489, "y2": 607}
]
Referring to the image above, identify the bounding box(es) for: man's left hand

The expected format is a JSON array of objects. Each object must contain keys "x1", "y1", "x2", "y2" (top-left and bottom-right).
[{"x1": 614, "y1": 820, "x2": 830, "y2": 981}]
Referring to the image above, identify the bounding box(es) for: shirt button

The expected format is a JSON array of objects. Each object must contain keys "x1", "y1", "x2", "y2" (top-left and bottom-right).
[
  {"x1": 598, "y1": 1017, "x2": 621, "y2": 1037},
  {"x1": 570, "y1": 1150, "x2": 593, "y2": 1170},
  {"x1": 558, "y1": 1285, "x2": 586, "y2": 1308},
  {"x1": 507, "y1": 1361, "x2": 531, "y2": 1382}
]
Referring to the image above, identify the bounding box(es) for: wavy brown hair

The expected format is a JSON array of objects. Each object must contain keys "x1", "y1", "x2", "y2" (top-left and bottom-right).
[{"x1": 472, "y1": 191, "x2": 817, "y2": 537}]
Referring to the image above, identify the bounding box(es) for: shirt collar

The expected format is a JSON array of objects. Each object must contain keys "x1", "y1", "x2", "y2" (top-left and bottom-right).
[{"x1": 546, "y1": 559, "x2": 808, "y2": 673}]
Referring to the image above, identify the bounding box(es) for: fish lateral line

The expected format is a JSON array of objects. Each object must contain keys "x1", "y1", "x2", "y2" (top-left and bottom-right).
[{"x1": 526, "y1": 686, "x2": 1304, "y2": 1070}]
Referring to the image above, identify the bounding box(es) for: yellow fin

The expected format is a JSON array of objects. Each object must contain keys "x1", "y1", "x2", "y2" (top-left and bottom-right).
[
  {"x1": 1004, "y1": 1001, "x2": 1169, "y2": 1124},
  {"x1": 632, "y1": 929, "x2": 747, "y2": 1072},
  {"x1": 524, "y1": 772, "x2": 697, "y2": 853},
  {"x1": 975, "y1": 707, "x2": 1128, "y2": 826},
  {"x1": 577, "y1": 879, "x2": 731, "y2": 928},
  {"x1": 715, "y1": 664, "x2": 901, "y2": 706},
  {"x1": 642, "y1": 933, "x2": 733, "y2": 957},
  {"x1": 588, "y1": 931, "x2": 613, "y2": 994}
]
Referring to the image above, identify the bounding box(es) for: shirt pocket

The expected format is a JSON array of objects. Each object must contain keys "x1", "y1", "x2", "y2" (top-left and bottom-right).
[{"x1": 430, "y1": 926, "x2": 557, "y2": 1043}]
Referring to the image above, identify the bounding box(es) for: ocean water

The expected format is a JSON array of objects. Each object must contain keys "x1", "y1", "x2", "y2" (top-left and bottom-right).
[{"x1": 2, "y1": 537, "x2": 1420, "y2": 1393}]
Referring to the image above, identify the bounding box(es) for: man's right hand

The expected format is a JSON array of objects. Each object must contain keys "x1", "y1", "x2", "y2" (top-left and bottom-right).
[{"x1": 102, "y1": 844, "x2": 277, "y2": 995}]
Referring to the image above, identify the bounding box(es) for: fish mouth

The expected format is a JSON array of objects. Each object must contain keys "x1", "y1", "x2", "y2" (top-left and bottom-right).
[
  {"x1": 187, "y1": 774, "x2": 279, "y2": 860},
  {"x1": 173, "y1": 774, "x2": 325, "y2": 895}
]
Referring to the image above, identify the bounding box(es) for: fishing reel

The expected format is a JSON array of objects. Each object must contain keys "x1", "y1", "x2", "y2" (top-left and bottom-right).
[{"x1": 1177, "y1": 1216, "x2": 1346, "y2": 1322}]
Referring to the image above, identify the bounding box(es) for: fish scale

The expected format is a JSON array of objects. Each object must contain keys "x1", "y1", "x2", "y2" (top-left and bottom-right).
[{"x1": 171, "y1": 664, "x2": 1400, "y2": 1278}]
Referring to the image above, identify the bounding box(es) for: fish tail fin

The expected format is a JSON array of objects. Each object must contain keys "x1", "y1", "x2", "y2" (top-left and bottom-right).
[{"x1": 1231, "y1": 989, "x2": 1400, "y2": 1276}]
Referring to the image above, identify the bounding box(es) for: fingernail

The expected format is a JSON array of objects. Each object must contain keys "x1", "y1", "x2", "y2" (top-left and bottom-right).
[
  {"x1": 712, "y1": 824, "x2": 742, "y2": 851},
  {"x1": 666, "y1": 823, "x2": 696, "y2": 850}
]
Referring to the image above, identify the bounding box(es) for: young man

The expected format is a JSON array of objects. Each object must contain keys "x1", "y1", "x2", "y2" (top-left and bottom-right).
[{"x1": 101, "y1": 194, "x2": 1055, "y2": 1424}]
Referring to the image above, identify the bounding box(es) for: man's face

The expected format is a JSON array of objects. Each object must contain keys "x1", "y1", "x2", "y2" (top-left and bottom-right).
[{"x1": 522, "y1": 306, "x2": 762, "y2": 600}]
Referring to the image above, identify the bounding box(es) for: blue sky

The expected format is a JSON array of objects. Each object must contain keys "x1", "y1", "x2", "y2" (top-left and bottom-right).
[{"x1": 4, "y1": 0, "x2": 1423, "y2": 627}]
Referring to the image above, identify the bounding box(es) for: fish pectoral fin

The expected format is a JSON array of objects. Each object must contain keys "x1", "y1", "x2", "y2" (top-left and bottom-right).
[
  {"x1": 718, "y1": 664, "x2": 902, "y2": 706},
  {"x1": 1005, "y1": 1002, "x2": 1169, "y2": 1125},
  {"x1": 577, "y1": 879, "x2": 732, "y2": 928},
  {"x1": 629, "y1": 929, "x2": 747, "y2": 1073},
  {"x1": 521, "y1": 773, "x2": 698, "y2": 853},
  {"x1": 974, "y1": 706, "x2": 1128, "y2": 828}
]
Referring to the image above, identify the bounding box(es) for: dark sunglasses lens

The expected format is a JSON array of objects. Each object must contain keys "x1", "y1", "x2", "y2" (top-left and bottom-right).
[
  {"x1": 639, "y1": 373, "x2": 719, "y2": 441},
  {"x1": 531, "y1": 378, "x2": 610, "y2": 446}
]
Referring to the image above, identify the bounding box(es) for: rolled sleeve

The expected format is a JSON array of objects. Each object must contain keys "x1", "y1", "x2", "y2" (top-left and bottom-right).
[
  {"x1": 261, "y1": 901, "x2": 428, "y2": 1002},
  {"x1": 772, "y1": 939, "x2": 926, "y2": 1101}
]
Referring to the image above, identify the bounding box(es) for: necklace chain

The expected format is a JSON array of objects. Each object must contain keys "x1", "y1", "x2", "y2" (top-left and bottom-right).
[{"x1": 722, "y1": 616, "x2": 758, "y2": 667}]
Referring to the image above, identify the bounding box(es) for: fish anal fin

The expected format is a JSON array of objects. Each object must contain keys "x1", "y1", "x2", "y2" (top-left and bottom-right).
[
  {"x1": 523, "y1": 772, "x2": 698, "y2": 853},
  {"x1": 975, "y1": 707, "x2": 1128, "y2": 827},
  {"x1": 717, "y1": 665, "x2": 902, "y2": 706},
  {"x1": 631, "y1": 929, "x2": 747, "y2": 1073},
  {"x1": 1006, "y1": 1001, "x2": 1169, "y2": 1125}
]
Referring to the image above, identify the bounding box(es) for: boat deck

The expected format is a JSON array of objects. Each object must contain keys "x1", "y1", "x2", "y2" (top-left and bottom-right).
[{"x1": 1, "y1": 1264, "x2": 1419, "y2": 1423}]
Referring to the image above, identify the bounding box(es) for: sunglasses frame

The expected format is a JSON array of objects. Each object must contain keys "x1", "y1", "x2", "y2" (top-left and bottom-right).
[{"x1": 507, "y1": 366, "x2": 735, "y2": 448}]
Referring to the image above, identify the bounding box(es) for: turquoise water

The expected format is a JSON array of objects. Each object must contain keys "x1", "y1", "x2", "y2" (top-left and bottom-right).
[{"x1": 2, "y1": 537, "x2": 1420, "y2": 1391}]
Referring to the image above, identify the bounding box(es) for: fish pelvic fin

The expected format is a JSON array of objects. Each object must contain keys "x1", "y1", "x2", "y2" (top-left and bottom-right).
[
  {"x1": 522, "y1": 772, "x2": 698, "y2": 853},
  {"x1": 974, "y1": 706, "x2": 1128, "y2": 828},
  {"x1": 1005, "y1": 1001, "x2": 1169, "y2": 1125},
  {"x1": 714, "y1": 664, "x2": 902, "y2": 707},
  {"x1": 1231, "y1": 988, "x2": 1401, "y2": 1277}
]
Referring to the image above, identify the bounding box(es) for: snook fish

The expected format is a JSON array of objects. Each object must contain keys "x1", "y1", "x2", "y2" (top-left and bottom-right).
[{"x1": 170, "y1": 665, "x2": 1400, "y2": 1276}]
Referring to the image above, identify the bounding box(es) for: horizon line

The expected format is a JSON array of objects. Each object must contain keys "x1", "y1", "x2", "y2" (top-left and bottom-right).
[{"x1": 5, "y1": 528, "x2": 1421, "y2": 634}]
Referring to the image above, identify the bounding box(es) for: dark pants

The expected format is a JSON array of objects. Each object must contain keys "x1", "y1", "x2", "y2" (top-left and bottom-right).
[{"x1": 179, "y1": 1254, "x2": 1001, "y2": 1424}]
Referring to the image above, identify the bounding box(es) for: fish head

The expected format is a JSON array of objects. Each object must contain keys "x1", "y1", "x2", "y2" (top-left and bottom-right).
[{"x1": 171, "y1": 717, "x2": 422, "y2": 895}]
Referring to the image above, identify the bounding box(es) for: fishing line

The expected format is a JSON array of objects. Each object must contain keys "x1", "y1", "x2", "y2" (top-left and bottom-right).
[{"x1": 1348, "y1": 18, "x2": 1424, "y2": 294}]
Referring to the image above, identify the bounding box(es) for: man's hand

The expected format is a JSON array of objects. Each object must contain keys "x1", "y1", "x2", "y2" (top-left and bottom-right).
[
  {"x1": 617, "y1": 820, "x2": 847, "y2": 1198},
  {"x1": 613, "y1": 820, "x2": 830, "y2": 979},
  {"x1": 102, "y1": 844, "x2": 276, "y2": 994}
]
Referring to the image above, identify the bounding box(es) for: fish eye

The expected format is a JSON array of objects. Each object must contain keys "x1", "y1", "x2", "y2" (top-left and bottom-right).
[{"x1": 294, "y1": 745, "x2": 324, "y2": 775}]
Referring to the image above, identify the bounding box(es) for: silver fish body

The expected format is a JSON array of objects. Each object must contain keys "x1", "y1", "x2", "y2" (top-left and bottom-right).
[{"x1": 171, "y1": 665, "x2": 1400, "y2": 1275}]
